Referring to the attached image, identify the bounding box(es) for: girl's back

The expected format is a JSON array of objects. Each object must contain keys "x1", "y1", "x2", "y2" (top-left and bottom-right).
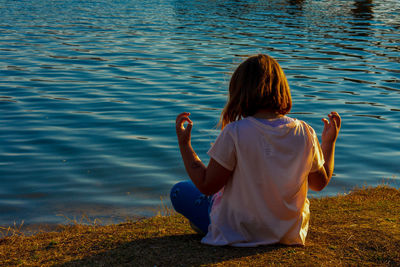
[{"x1": 202, "y1": 116, "x2": 324, "y2": 246}]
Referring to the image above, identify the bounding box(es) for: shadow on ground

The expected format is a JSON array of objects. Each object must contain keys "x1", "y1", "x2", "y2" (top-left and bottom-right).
[{"x1": 57, "y1": 233, "x2": 284, "y2": 266}]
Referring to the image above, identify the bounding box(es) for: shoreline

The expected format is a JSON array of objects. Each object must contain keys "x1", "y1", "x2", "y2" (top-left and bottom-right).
[
  {"x1": 1, "y1": 185, "x2": 399, "y2": 266},
  {"x1": 3, "y1": 180, "x2": 398, "y2": 235}
]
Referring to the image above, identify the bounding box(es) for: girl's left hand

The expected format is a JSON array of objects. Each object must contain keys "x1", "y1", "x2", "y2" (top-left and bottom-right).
[
  {"x1": 321, "y1": 111, "x2": 341, "y2": 144},
  {"x1": 176, "y1": 112, "x2": 193, "y2": 146}
]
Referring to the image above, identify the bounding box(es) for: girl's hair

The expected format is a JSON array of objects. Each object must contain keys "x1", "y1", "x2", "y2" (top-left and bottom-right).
[{"x1": 220, "y1": 54, "x2": 292, "y2": 129}]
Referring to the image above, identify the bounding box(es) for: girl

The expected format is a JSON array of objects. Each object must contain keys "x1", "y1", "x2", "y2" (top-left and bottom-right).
[{"x1": 171, "y1": 54, "x2": 341, "y2": 247}]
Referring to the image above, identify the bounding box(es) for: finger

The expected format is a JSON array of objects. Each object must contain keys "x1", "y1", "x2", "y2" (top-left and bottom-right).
[
  {"x1": 330, "y1": 116, "x2": 338, "y2": 129},
  {"x1": 176, "y1": 117, "x2": 193, "y2": 134},
  {"x1": 330, "y1": 112, "x2": 341, "y2": 128},
  {"x1": 328, "y1": 113, "x2": 340, "y2": 129},
  {"x1": 176, "y1": 113, "x2": 189, "y2": 124},
  {"x1": 322, "y1": 118, "x2": 329, "y2": 135},
  {"x1": 176, "y1": 113, "x2": 191, "y2": 126},
  {"x1": 322, "y1": 118, "x2": 329, "y2": 127},
  {"x1": 186, "y1": 122, "x2": 193, "y2": 133},
  {"x1": 329, "y1": 112, "x2": 340, "y2": 120},
  {"x1": 176, "y1": 116, "x2": 191, "y2": 130},
  {"x1": 176, "y1": 112, "x2": 191, "y2": 123}
]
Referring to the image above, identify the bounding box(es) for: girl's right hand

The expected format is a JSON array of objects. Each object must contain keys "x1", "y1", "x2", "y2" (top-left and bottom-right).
[
  {"x1": 321, "y1": 112, "x2": 341, "y2": 144},
  {"x1": 176, "y1": 112, "x2": 193, "y2": 146}
]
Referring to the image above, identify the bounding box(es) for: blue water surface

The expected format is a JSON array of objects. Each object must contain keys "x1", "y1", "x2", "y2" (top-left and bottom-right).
[{"x1": 0, "y1": 0, "x2": 399, "y2": 226}]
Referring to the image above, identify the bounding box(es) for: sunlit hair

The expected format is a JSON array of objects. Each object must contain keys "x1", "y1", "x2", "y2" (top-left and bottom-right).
[{"x1": 220, "y1": 54, "x2": 292, "y2": 129}]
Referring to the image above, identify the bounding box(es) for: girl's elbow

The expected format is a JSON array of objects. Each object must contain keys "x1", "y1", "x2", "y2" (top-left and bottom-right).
[
  {"x1": 197, "y1": 180, "x2": 220, "y2": 196},
  {"x1": 309, "y1": 182, "x2": 326, "y2": 192},
  {"x1": 308, "y1": 170, "x2": 329, "y2": 191},
  {"x1": 198, "y1": 185, "x2": 216, "y2": 196}
]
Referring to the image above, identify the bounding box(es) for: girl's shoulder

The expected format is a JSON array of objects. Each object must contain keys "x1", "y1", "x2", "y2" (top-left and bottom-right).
[
  {"x1": 294, "y1": 119, "x2": 318, "y2": 141},
  {"x1": 297, "y1": 119, "x2": 316, "y2": 131}
]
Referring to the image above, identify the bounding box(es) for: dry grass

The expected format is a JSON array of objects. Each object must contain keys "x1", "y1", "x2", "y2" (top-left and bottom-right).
[{"x1": 0, "y1": 185, "x2": 399, "y2": 266}]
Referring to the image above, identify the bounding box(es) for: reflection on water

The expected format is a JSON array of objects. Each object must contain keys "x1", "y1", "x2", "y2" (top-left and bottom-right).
[
  {"x1": 0, "y1": 0, "x2": 399, "y2": 226},
  {"x1": 352, "y1": 0, "x2": 374, "y2": 20}
]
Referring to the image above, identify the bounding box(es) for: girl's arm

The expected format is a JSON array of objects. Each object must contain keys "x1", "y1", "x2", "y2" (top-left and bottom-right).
[
  {"x1": 176, "y1": 112, "x2": 233, "y2": 195},
  {"x1": 308, "y1": 112, "x2": 341, "y2": 191}
]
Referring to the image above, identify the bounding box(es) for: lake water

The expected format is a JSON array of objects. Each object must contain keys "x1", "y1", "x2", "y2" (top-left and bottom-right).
[{"x1": 0, "y1": 0, "x2": 399, "y2": 226}]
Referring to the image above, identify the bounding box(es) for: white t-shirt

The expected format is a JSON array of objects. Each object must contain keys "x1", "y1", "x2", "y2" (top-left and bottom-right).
[{"x1": 201, "y1": 116, "x2": 324, "y2": 247}]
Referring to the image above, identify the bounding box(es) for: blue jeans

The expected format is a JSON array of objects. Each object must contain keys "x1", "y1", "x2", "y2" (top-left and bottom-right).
[{"x1": 170, "y1": 181, "x2": 212, "y2": 235}]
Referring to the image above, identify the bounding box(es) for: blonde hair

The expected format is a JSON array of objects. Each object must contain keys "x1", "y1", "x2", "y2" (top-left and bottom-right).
[{"x1": 220, "y1": 54, "x2": 292, "y2": 129}]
